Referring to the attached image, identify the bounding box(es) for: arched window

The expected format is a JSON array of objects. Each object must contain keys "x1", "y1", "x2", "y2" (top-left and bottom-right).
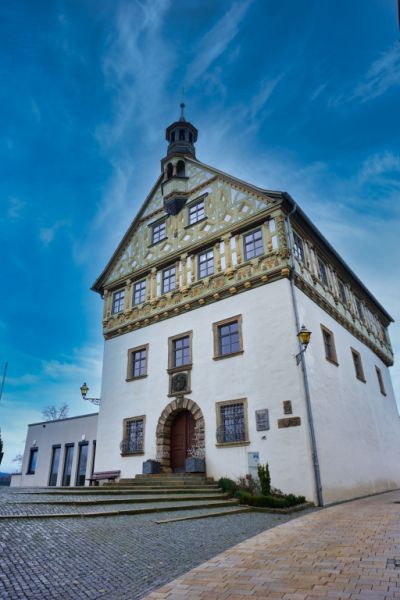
[
  {"x1": 166, "y1": 163, "x2": 173, "y2": 179},
  {"x1": 176, "y1": 160, "x2": 185, "y2": 177},
  {"x1": 179, "y1": 129, "x2": 185, "y2": 141}
]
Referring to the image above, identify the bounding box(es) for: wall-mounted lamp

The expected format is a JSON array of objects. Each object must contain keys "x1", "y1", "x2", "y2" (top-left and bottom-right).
[
  {"x1": 295, "y1": 325, "x2": 312, "y2": 365},
  {"x1": 80, "y1": 382, "x2": 101, "y2": 406}
]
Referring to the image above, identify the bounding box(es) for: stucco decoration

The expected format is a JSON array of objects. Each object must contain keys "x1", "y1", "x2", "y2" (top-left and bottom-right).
[
  {"x1": 155, "y1": 397, "x2": 205, "y2": 471},
  {"x1": 104, "y1": 160, "x2": 274, "y2": 286}
]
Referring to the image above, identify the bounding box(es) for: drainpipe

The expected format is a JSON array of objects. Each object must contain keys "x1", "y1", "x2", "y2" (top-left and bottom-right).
[{"x1": 284, "y1": 197, "x2": 324, "y2": 507}]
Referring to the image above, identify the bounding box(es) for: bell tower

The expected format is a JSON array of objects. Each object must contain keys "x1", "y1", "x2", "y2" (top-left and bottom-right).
[{"x1": 161, "y1": 105, "x2": 199, "y2": 216}]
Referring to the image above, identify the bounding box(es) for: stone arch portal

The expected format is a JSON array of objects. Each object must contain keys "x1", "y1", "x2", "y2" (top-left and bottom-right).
[{"x1": 156, "y1": 398, "x2": 205, "y2": 472}]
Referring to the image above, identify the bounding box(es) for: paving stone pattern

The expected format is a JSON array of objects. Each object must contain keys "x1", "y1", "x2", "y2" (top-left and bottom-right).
[
  {"x1": 0, "y1": 488, "x2": 304, "y2": 599},
  {"x1": 145, "y1": 489, "x2": 400, "y2": 600}
]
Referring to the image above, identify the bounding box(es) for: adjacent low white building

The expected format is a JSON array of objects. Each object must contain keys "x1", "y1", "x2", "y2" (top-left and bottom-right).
[{"x1": 10, "y1": 413, "x2": 98, "y2": 488}]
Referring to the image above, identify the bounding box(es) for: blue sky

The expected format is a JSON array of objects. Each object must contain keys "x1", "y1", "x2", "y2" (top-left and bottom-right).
[{"x1": 0, "y1": 0, "x2": 399, "y2": 472}]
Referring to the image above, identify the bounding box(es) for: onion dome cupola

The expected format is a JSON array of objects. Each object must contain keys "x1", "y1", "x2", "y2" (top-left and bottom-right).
[{"x1": 161, "y1": 104, "x2": 198, "y2": 216}]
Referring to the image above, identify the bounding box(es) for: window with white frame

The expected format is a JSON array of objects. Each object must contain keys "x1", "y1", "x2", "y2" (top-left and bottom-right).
[
  {"x1": 243, "y1": 228, "x2": 263, "y2": 260},
  {"x1": 133, "y1": 280, "x2": 146, "y2": 305},
  {"x1": 198, "y1": 248, "x2": 214, "y2": 278},
  {"x1": 151, "y1": 220, "x2": 167, "y2": 244},
  {"x1": 112, "y1": 289, "x2": 125, "y2": 314},
  {"x1": 188, "y1": 198, "x2": 205, "y2": 225},
  {"x1": 162, "y1": 266, "x2": 176, "y2": 293}
]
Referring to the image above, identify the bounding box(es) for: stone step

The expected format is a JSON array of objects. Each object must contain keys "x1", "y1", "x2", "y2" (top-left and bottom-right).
[
  {"x1": 0, "y1": 499, "x2": 239, "y2": 520},
  {"x1": 18, "y1": 486, "x2": 221, "y2": 496},
  {"x1": 16, "y1": 493, "x2": 227, "y2": 506}
]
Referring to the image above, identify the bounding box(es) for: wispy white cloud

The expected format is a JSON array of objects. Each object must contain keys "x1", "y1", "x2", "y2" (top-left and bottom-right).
[
  {"x1": 186, "y1": 0, "x2": 253, "y2": 85},
  {"x1": 6, "y1": 197, "x2": 26, "y2": 220},
  {"x1": 358, "y1": 151, "x2": 400, "y2": 187},
  {"x1": 39, "y1": 219, "x2": 69, "y2": 246},
  {"x1": 330, "y1": 44, "x2": 400, "y2": 107}
]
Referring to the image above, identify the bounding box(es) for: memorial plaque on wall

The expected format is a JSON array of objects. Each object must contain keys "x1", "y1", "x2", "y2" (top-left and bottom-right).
[{"x1": 255, "y1": 409, "x2": 270, "y2": 431}]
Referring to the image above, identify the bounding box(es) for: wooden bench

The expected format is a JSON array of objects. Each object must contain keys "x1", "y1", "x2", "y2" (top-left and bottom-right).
[{"x1": 87, "y1": 470, "x2": 121, "y2": 486}]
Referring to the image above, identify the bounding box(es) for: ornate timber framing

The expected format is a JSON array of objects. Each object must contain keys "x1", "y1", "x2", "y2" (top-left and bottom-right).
[{"x1": 155, "y1": 398, "x2": 205, "y2": 472}]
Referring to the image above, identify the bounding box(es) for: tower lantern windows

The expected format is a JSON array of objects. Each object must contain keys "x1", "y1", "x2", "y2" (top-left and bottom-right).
[
  {"x1": 166, "y1": 163, "x2": 173, "y2": 180},
  {"x1": 179, "y1": 129, "x2": 185, "y2": 141},
  {"x1": 176, "y1": 160, "x2": 185, "y2": 177}
]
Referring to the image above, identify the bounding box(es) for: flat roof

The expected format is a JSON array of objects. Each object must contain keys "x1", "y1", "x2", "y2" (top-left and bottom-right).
[{"x1": 28, "y1": 412, "x2": 98, "y2": 427}]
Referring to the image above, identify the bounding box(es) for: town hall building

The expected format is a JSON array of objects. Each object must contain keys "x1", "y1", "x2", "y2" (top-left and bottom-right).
[{"x1": 13, "y1": 107, "x2": 400, "y2": 506}]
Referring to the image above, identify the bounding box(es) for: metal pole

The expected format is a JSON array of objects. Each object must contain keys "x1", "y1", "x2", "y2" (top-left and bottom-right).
[
  {"x1": 284, "y1": 203, "x2": 324, "y2": 507},
  {"x1": 0, "y1": 362, "x2": 7, "y2": 403}
]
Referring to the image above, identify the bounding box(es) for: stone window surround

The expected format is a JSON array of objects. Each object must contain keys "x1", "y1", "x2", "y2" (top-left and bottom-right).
[
  {"x1": 215, "y1": 398, "x2": 250, "y2": 448},
  {"x1": 126, "y1": 343, "x2": 149, "y2": 381},
  {"x1": 212, "y1": 315, "x2": 244, "y2": 360},
  {"x1": 197, "y1": 247, "x2": 214, "y2": 279},
  {"x1": 350, "y1": 347, "x2": 366, "y2": 383},
  {"x1": 132, "y1": 279, "x2": 147, "y2": 306},
  {"x1": 121, "y1": 415, "x2": 146, "y2": 456},
  {"x1": 167, "y1": 330, "x2": 193, "y2": 373},
  {"x1": 375, "y1": 366, "x2": 386, "y2": 396},
  {"x1": 242, "y1": 226, "x2": 264, "y2": 261},
  {"x1": 320, "y1": 324, "x2": 339, "y2": 366},
  {"x1": 111, "y1": 288, "x2": 125, "y2": 314}
]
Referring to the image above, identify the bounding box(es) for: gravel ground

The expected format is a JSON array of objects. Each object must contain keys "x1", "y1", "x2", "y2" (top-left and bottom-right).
[{"x1": 0, "y1": 487, "x2": 314, "y2": 599}]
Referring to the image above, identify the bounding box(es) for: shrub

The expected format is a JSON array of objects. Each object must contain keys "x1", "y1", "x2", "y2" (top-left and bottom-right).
[
  {"x1": 218, "y1": 477, "x2": 237, "y2": 496},
  {"x1": 257, "y1": 463, "x2": 271, "y2": 495},
  {"x1": 237, "y1": 491, "x2": 306, "y2": 509},
  {"x1": 237, "y1": 475, "x2": 260, "y2": 495}
]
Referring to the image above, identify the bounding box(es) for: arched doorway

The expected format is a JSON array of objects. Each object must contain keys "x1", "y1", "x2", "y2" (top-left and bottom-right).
[
  {"x1": 170, "y1": 410, "x2": 195, "y2": 472},
  {"x1": 156, "y1": 398, "x2": 205, "y2": 472}
]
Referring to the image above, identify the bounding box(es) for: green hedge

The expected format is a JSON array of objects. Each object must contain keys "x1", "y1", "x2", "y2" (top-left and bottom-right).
[
  {"x1": 237, "y1": 491, "x2": 306, "y2": 508},
  {"x1": 218, "y1": 477, "x2": 237, "y2": 496}
]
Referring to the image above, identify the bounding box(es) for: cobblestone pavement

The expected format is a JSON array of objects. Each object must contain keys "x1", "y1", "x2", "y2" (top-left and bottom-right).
[
  {"x1": 145, "y1": 489, "x2": 400, "y2": 600},
  {"x1": 0, "y1": 488, "x2": 310, "y2": 599}
]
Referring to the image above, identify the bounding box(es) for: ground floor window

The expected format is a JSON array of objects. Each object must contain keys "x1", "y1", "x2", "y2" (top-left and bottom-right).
[
  {"x1": 48, "y1": 445, "x2": 61, "y2": 486},
  {"x1": 62, "y1": 444, "x2": 74, "y2": 486},
  {"x1": 27, "y1": 447, "x2": 38, "y2": 474},
  {"x1": 75, "y1": 442, "x2": 89, "y2": 486},
  {"x1": 216, "y1": 399, "x2": 249, "y2": 446},
  {"x1": 121, "y1": 416, "x2": 145, "y2": 455}
]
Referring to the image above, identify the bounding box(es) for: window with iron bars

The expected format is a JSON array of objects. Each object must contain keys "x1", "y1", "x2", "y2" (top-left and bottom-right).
[
  {"x1": 121, "y1": 418, "x2": 144, "y2": 454},
  {"x1": 216, "y1": 402, "x2": 246, "y2": 444}
]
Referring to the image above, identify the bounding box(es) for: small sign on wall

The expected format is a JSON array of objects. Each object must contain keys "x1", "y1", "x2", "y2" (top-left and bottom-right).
[{"x1": 255, "y1": 409, "x2": 270, "y2": 431}]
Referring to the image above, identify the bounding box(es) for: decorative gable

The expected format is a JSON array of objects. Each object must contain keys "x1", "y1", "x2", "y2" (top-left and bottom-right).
[{"x1": 103, "y1": 160, "x2": 275, "y2": 286}]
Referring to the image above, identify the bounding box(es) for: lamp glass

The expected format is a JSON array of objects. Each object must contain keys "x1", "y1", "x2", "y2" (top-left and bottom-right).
[
  {"x1": 297, "y1": 325, "x2": 311, "y2": 347},
  {"x1": 80, "y1": 382, "x2": 88, "y2": 398}
]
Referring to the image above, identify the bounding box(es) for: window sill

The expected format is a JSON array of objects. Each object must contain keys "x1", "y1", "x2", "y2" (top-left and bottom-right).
[
  {"x1": 148, "y1": 238, "x2": 168, "y2": 248},
  {"x1": 213, "y1": 350, "x2": 244, "y2": 361},
  {"x1": 216, "y1": 440, "x2": 250, "y2": 448},
  {"x1": 184, "y1": 217, "x2": 207, "y2": 229},
  {"x1": 325, "y1": 357, "x2": 339, "y2": 367},
  {"x1": 120, "y1": 451, "x2": 145, "y2": 457},
  {"x1": 126, "y1": 375, "x2": 148, "y2": 382},
  {"x1": 167, "y1": 364, "x2": 192, "y2": 374}
]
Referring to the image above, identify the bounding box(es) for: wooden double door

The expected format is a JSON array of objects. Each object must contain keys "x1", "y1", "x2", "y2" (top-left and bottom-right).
[{"x1": 170, "y1": 410, "x2": 195, "y2": 472}]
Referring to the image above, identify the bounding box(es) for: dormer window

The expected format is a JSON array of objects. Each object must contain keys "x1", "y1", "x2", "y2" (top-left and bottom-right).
[
  {"x1": 151, "y1": 219, "x2": 167, "y2": 245},
  {"x1": 188, "y1": 198, "x2": 205, "y2": 225}
]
